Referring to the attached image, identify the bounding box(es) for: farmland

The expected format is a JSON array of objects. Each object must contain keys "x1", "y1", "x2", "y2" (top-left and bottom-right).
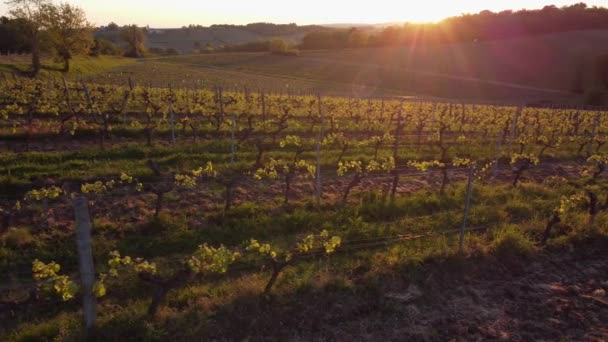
[
  {"x1": 0, "y1": 75, "x2": 607, "y2": 340},
  {"x1": 1, "y1": 0, "x2": 608, "y2": 338},
  {"x1": 84, "y1": 30, "x2": 608, "y2": 102},
  {"x1": 95, "y1": 24, "x2": 323, "y2": 54}
]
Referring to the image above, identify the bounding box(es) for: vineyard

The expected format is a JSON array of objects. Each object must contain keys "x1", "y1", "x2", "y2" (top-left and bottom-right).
[{"x1": 1, "y1": 75, "x2": 608, "y2": 340}]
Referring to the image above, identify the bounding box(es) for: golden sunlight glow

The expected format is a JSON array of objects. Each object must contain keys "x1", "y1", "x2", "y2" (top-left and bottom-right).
[{"x1": 2, "y1": 0, "x2": 605, "y2": 27}]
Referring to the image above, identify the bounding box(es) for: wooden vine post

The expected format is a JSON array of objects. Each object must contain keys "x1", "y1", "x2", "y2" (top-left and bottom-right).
[
  {"x1": 60, "y1": 75, "x2": 75, "y2": 135},
  {"x1": 82, "y1": 82, "x2": 106, "y2": 149},
  {"x1": 73, "y1": 196, "x2": 96, "y2": 333},
  {"x1": 128, "y1": 76, "x2": 134, "y2": 91},
  {"x1": 231, "y1": 111, "x2": 236, "y2": 164},
  {"x1": 588, "y1": 111, "x2": 601, "y2": 156},
  {"x1": 508, "y1": 105, "x2": 523, "y2": 154},
  {"x1": 62, "y1": 76, "x2": 72, "y2": 113},
  {"x1": 391, "y1": 101, "x2": 404, "y2": 201},
  {"x1": 218, "y1": 86, "x2": 225, "y2": 129},
  {"x1": 169, "y1": 85, "x2": 176, "y2": 144},
  {"x1": 261, "y1": 90, "x2": 267, "y2": 125},
  {"x1": 315, "y1": 94, "x2": 324, "y2": 206},
  {"x1": 459, "y1": 165, "x2": 475, "y2": 253},
  {"x1": 493, "y1": 128, "x2": 503, "y2": 178}
]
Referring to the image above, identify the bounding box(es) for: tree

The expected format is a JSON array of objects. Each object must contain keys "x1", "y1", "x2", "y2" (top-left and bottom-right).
[
  {"x1": 121, "y1": 24, "x2": 146, "y2": 58},
  {"x1": 0, "y1": 16, "x2": 30, "y2": 54},
  {"x1": 90, "y1": 38, "x2": 121, "y2": 56},
  {"x1": 269, "y1": 38, "x2": 287, "y2": 54},
  {"x1": 106, "y1": 22, "x2": 119, "y2": 31},
  {"x1": 6, "y1": 0, "x2": 50, "y2": 75},
  {"x1": 44, "y1": 2, "x2": 93, "y2": 72},
  {"x1": 193, "y1": 41, "x2": 201, "y2": 53},
  {"x1": 347, "y1": 28, "x2": 368, "y2": 48}
]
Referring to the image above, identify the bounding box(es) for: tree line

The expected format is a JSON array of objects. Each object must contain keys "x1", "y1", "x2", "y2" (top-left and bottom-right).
[
  {"x1": 209, "y1": 22, "x2": 322, "y2": 36},
  {"x1": 210, "y1": 3, "x2": 608, "y2": 55},
  {"x1": 300, "y1": 3, "x2": 608, "y2": 49},
  {"x1": 2, "y1": 0, "x2": 92, "y2": 74},
  {"x1": 1, "y1": 0, "x2": 150, "y2": 76}
]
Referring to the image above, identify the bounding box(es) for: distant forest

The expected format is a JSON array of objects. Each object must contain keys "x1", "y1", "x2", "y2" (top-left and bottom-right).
[
  {"x1": 0, "y1": 16, "x2": 29, "y2": 54},
  {"x1": 299, "y1": 3, "x2": 608, "y2": 49},
  {"x1": 2, "y1": 2, "x2": 608, "y2": 55},
  {"x1": 207, "y1": 23, "x2": 323, "y2": 36}
]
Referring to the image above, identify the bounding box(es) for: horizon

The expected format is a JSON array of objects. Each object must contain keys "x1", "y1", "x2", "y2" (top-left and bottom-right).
[{"x1": 1, "y1": 0, "x2": 607, "y2": 28}]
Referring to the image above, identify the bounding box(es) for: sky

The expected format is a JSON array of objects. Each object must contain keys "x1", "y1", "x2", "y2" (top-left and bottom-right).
[{"x1": 0, "y1": 0, "x2": 607, "y2": 27}]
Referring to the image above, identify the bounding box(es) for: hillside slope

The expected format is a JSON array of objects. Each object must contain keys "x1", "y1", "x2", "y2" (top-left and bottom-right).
[
  {"x1": 88, "y1": 30, "x2": 608, "y2": 102},
  {"x1": 310, "y1": 30, "x2": 608, "y2": 92},
  {"x1": 96, "y1": 26, "x2": 314, "y2": 53}
]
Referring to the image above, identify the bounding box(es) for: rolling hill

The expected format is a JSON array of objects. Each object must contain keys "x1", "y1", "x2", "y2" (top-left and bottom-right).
[
  {"x1": 95, "y1": 24, "x2": 322, "y2": 54},
  {"x1": 87, "y1": 29, "x2": 608, "y2": 103}
]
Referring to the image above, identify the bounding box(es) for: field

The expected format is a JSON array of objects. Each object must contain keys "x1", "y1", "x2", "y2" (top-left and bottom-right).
[
  {"x1": 84, "y1": 30, "x2": 608, "y2": 103},
  {"x1": 0, "y1": 75, "x2": 607, "y2": 341},
  {"x1": 0, "y1": 55, "x2": 136, "y2": 78},
  {"x1": 96, "y1": 26, "x2": 316, "y2": 55}
]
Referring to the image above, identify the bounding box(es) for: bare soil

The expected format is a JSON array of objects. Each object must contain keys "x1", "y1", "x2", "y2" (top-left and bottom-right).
[{"x1": 207, "y1": 242, "x2": 608, "y2": 341}]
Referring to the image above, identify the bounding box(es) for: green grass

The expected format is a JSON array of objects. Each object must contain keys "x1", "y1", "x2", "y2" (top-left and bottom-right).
[
  {"x1": 1, "y1": 37, "x2": 608, "y2": 339},
  {"x1": 491, "y1": 224, "x2": 538, "y2": 259},
  {"x1": 2, "y1": 171, "x2": 607, "y2": 340},
  {"x1": 0, "y1": 113, "x2": 591, "y2": 190},
  {"x1": 0, "y1": 55, "x2": 135, "y2": 78}
]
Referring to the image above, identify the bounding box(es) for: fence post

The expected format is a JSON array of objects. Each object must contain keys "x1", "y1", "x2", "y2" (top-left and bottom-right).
[
  {"x1": 128, "y1": 76, "x2": 134, "y2": 92},
  {"x1": 459, "y1": 165, "x2": 475, "y2": 253},
  {"x1": 391, "y1": 101, "x2": 404, "y2": 201},
  {"x1": 492, "y1": 129, "x2": 503, "y2": 178},
  {"x1": 218, "y1": 86, "x2": 225, "y2": 124},
  {"x1": 170, "y1": 101, "x2": 176, "y2": 144},
  {"x1": 231, "y1": 112, "x2": 236, "y2": 164},
  {"x1": 315, "y1": 94, "x2": 324, "y2": 206},
  {"x1": 508, "y1": 105, "x2": 522, "y2": 154},
  {"x1": 62, "y1": 76, "x2": 74, "y2": 125},
  {"x1": 81, "y1": 82, "x2": 98, "y2": 124},
  {"x1": 73, "y1": 196, "x2": 96, "y2": 333},
  {"x1": 461, "y1": 103, "x2": 466, "y2": 132},
  {"x1": 589, "y1": 111, "x2": 601, "y2": 156},
  {"x1": 261, "y1": 91, "x2": 267, "y2": 126}
]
